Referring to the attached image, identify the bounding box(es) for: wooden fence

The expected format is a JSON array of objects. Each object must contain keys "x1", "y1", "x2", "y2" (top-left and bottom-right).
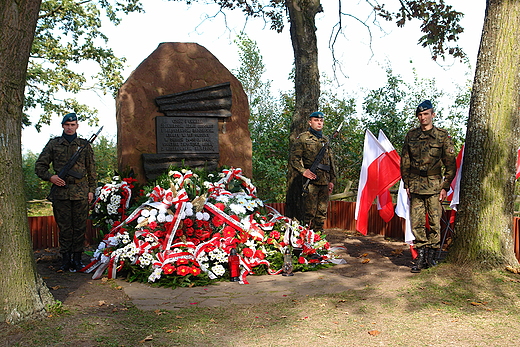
[{"x1": 29, "y1": 201, "x2": 520, "y2": 261}]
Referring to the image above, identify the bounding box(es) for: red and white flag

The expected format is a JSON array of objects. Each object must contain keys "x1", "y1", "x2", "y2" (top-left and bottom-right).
[
  {"x1": 516, "y1": 147, "x2": 520, "y2": 180},
  {"x1": 447, "y1": 145, "x2": 464, "y2": 211},
  {"x1": 376, "y1": 130, "x2": 401, "y2": 222},
  {"x1": 395, "y1": 180, "x2": 417, "y2": 259},
  {"x1": 355, "y1": 130, "x2": 401, "y2": 235}
]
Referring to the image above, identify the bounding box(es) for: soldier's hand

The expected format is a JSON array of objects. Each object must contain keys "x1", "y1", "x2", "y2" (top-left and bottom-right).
[
  {"x1": 303, "y1": 169, "x2": 317, "y2": 180},
  {"x1": 50, "y1": 175, "x2": 65, "y2": 186},
  {"x1": 439, "y1": 189, "x2": 447, "y2": 202},
  {"x1": 328, "y1": 182, "x2": 334, "y2": 195}
]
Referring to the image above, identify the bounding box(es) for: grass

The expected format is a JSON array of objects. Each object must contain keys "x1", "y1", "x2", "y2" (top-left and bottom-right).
[
  {"x1": 27, "y1": 201, "x2": 53, "y2": 216},
  {"x1": 2, "y1": 264, "x2": 520, "y2": 346}
]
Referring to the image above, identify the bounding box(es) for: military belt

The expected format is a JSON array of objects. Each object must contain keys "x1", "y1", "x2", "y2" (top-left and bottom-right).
[{"x1": 410, "y1": 168, "x2": 441, "y2": 177}]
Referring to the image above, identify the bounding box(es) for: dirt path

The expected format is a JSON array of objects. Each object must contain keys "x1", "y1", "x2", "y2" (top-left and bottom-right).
[{"x1": 36, "y1": 229, "x2": 416, "y2": 310}]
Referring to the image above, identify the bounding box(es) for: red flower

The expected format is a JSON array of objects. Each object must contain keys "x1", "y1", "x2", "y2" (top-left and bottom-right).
[
  {"x1": 190, "y1": 267, "x2": 201, "y2": 276},
  {"x1": 176, "y1": 265, "x2": 191, "y2": 276},
  {"x1": 266, "y1": 238, "x2": 274, "y2": 244},
  {"x1": 279, "y1": 241, "x2": 287, "y2": 247},
  {"x1": 185, "y1": 227, "x2": 195, "y2": 236},
  {"x1": 254, "y1": 250, "x2": 265, "y2": 260},
  {"x1": 196, "y1": 220, "x2": 209, "y2": 228},
  {"x1": 222, "y1": 226, "x2": 236, "y2": 238},
  {"x1": 184, "y1": 218, "x2": 194, "y2": 228},
  {"x1": 314, "y1": 234, "x2": 321, "y2": 242},
  {"x1": 154, "y1": 230, "x2": 166, "y2": 238},
  {"x1": 298, "y1": 256, "x2": 306, "y2": 264},
  {"x1": 214, "y1": 202, "x2": 225, "y2": 211},
  {"x1": 176, "y1": 258, "x2": 189, "y2": 265},
  {"x1": 163, "y1": 264, "x2": 176, "y2": 275},
  {"x1": 238, "y1": 231, "x2": 249, "y2": 243},
  {"x1": 148, "y1": 221, "x2": 158, "y2": 230},
  {"x1": 195, "y1": 229, "x2": 211, "y2": 240},
  {"x1": 309, "y1": 258, "x2": 321, "y2": 264},
  {"x1": 242, "y1": 248, "x2": 254, "y2": 258},
  {"x1": 269, "y1": 231, "x2": 281, "y2": 239},
  {"x1": 324, "y1": 242, "x2": 330, "y2": 250},
  {"x1": 212, "y1": 215, "x2": 225, "y2": 227}
]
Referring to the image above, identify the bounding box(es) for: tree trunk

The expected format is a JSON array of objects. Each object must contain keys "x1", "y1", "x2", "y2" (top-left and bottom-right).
[
  {"x1": 0, "y1": 0, "x2": 54, "y2": 323},
  {"x1": 450, "y1": 0, "x2": 520, "y2": 268},
  {"x1": 285, "y1": 0, "x2": 322, "y2": 219}
]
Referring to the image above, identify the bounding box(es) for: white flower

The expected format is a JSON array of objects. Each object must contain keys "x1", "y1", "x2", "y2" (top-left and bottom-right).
[
  {"x1": 165, "y1": 214, "x2": 173, "y2": 222},
  {"x1": 203, "y1": 212, "x2": 210, "y2": 221},
  {"x1": 185, "y1": 207, "x2": 193, "y2": 217},
  {"x1": 211, "y1": 264, "x2": 226, "y2": 276},
  {"x1": 196, "y1": 212, "x2": 204, "y2": 220},
  {"x1": 157, "y1": 213, "x2": 166, "y2": 223},
  {"x1": 230, "y1": 203, "x2": 246, "y2": 215},
  {"x1": 149, "y1": 209, "x2": 158, "y2": 216},
  {"x1": 137, "y1": 216, "x2": 146, "y2": 224},
  {"x1": 148, "y1": 268, "x2": 162, "y2": 282},
  {"x1": 141, "y1": 209, "x2": 150, "y2": 217}
]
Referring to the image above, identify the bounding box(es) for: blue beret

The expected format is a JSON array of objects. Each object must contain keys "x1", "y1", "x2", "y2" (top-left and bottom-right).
[
  {"x1": 309, "y1": 111, "x2": 325, "y2": 119},
  {"x1": 416, "y1": 100, "x2": 433, "y2": 114},
  {"x1": 62, "y1": 113, "x2": 77, "y2": 124}
]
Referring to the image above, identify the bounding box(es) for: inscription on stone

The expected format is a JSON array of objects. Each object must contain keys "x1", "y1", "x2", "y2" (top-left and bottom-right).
[{"x1": 156, "y1": 117, "x2": 219, "y2": 154}]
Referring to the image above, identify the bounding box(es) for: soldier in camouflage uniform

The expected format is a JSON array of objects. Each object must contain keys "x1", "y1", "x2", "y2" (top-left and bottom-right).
[
  {"x1": 35, "y1": 113, "x2": 97, "y2": 272},
  {"x1": 400, "y1": 100, "x2": 456, "y2": 273},
  {"x1": 289, "y1": 112, "x2": 336, "y2": 232}
]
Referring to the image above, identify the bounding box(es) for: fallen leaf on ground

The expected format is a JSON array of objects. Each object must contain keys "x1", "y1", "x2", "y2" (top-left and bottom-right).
[
  {"x1": 359, "y1": 253, "x2": 369, "y2": 258},
  {"x1": 470, "y1": 301, "x2": 486, "y2": 306},
  {"x1": 98, "y1": 300, "x2": 106, "y2": 306},
  {"x1": 361, "y1": 258, "x2": 371, "y2": 264},
  {"x1": 391, "y1": 249, "x2": 403, "y2": 256},
  {"x1": 51, "y1": 286, "x2": 60, "y2": 290},
  {"x1": 139, "y1": 335, "x2": 153, "y2": 342},
  {"x1": 368, "y1": 330, "x2": 381, "y2": 336}
]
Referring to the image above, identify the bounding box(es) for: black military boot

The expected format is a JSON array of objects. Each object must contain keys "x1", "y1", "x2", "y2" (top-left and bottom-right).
[
  {"x1": 426, "y1": 247, "x2": 438, "y2": 268},
  {"x1": 411, "y1": 248, "x2": 425, "y2": 273},
  {"x1": 59, "y1": 252, "x2": 72, "y2": 272},
  {"x1": 70, "y1": 252, "x2": 85, "y2": 272}
]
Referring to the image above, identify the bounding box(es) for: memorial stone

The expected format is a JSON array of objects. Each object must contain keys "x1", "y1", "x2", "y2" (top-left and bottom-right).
[{"x1": 116, "y1": 42, "x2": 252, "y2": 183}]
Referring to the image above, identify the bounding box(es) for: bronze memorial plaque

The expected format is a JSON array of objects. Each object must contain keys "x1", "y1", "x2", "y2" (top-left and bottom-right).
[{"x1": 156, "y1": 116, "x2": 219, "y2": 154}]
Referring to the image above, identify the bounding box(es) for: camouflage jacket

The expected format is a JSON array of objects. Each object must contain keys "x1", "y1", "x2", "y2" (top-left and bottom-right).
[
  {"x1": 289, "y1": 130, "x2": 336, "y2": 186},
  {"x1": 35, "y1": 136, "x2": 96, "y2": 200},
  {"x1": 400, "y1": 126, "x2": 456, "y2": 195}
]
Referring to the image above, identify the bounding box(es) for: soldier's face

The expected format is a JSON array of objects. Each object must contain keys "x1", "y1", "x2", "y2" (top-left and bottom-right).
[
  {"x1": 62, "y1": 121, "x2": 79, "y2": 135},
  {"x1": 309, "y1": 117, "x2": 324, "y2": 131},
  {"x1": 416, "y1": 109, "x2": 435, "y2": 130}
]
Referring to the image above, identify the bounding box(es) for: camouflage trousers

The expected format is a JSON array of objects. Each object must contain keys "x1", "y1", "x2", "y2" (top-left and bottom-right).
[
  {"x1": 53, "y1": 198, "x2": 89, "y2": 253},
  {"x1": 302, "y1": 184, "x2": 330, "y2": 232},
  {"x1": 410, "y1": 193, "x2": 441, "y2": 249}
]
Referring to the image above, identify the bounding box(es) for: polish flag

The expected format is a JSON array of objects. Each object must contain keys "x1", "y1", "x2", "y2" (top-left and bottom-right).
[
  {"x1": 516, "y1": 147, "x2": 520, "y2": 179},
  {"x1": 355, "y1": 130, "x2": 401, "y2": 235},
  {"x1": 447, "y1": 145, "x2": 464, "y2": 211},
  {"x1": 395, "y1": 180, "x2": 417, "y2": 259},
  {"x1": 376, "y1": 130, "x2": 401, "y2": 222}
]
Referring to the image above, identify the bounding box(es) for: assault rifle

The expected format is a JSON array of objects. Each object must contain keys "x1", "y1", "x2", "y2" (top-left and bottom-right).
[
  {"x1": 47, "y1": 126, "x2": 103, "y2": 202},
  {"x1": 302, "y1": 121, "x2": 344, "y2": 196}
]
